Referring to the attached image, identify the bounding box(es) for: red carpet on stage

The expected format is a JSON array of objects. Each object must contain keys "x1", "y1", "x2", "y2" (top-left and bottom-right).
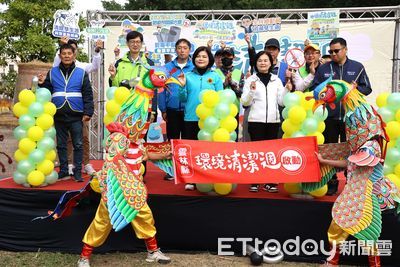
[{"x1": 0, "y1": 160, "x2": 345, "y2": 202}]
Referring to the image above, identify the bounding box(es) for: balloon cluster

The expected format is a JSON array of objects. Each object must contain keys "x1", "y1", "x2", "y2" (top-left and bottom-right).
[
  {"x1": 281, "y1": 91, "x2": 327, "y2": 145},
  {"x1": 195, "y1": 89, "x2": 238, "y2": 195},
  {"x1": 281, "y1": 91, "x2": 328, "y2": 198},
  {"x1": 103, "y1": 86, "x2": 131, "y2": 126},
  {"x1": 12, "y1": 88, "x2": 58, "y2": 187},
  {"x1": 376, "y1": 92, "x2": 400, "y2": 189}
]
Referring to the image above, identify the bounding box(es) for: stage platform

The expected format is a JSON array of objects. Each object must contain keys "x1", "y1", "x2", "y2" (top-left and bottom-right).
[{"x1": 0, "y1": 160, "x2": 398, "y2": 266}]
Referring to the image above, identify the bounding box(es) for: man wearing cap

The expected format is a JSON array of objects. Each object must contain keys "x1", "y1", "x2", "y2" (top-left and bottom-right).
[
  {"x1": 215, "y1": 47, "x2": 244, "y2": 140},
  {"x1": 310, "y1": 37, "x2": 372, "y2": 195},
  {"x1": 293, "y1": 43, "x2": 321, "y2": 92},
  {"x1": 245, "y1": 35, "x2": 290, "y2": 85}
]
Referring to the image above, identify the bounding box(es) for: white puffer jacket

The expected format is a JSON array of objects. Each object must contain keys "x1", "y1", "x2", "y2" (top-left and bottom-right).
[{"x1": 241, "y1": 73, "x2": 288, "y2": 123}]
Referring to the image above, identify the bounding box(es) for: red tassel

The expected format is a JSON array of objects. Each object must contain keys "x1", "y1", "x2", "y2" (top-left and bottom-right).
[
  {"x1": 80, "y1": 243, "x2": 94, "y2": 259},
  {"x1": 368, "y1": 255, "x2": 381, "y2": 267},
  {"x1": 145, "y1": 236, "x2": 158, "y2": 252},
  {"x1": 327, "y1": 246, "x2": 340, "y2": 265}
]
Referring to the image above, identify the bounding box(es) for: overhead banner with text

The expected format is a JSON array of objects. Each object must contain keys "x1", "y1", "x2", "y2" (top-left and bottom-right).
[{"x1": 171, "y1": 137, "x2": 320, "y2": 184}]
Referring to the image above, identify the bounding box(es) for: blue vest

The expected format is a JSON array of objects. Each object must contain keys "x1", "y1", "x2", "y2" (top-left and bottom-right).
[{"x1": 50, "y1": 67, "x2": 85, "y2": 112}]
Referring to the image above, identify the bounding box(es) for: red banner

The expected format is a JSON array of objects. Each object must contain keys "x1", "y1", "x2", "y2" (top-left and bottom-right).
[{"x1": 172, "y1": 137, "x2": 321, "y2": 184}]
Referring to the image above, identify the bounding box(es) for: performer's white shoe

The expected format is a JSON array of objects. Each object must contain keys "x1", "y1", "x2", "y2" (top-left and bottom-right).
[
  {"x1": 146, "y1": 249, "x2": 171, "y2": 264},
  {"x1": 84, "y1": 164, "x2": 96, "y2": 175},
  {"x1": 77, "y1": 257, "x2": 90, "y2": 267}
]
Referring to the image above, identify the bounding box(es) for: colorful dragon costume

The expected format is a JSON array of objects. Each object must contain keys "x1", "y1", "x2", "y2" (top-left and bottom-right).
[
  {"x1": 304, "y1": 77, "x2": 400, "y2": 266},
  {"x1": 77, "y1": 67, "x2": 180, "y2": 265}
]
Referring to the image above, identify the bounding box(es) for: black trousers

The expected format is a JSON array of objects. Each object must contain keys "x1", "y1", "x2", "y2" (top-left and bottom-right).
[
  {"x1": 183, "y1": 121, "x2": 200, "y2": 140},
  {"x1": 248, "y1": 122, "x2": 280, "y2": 141},
  {"x1": 166, "y1": 109, "x2": 185, "y2": 140},
  {"x1": 323, "y1": 118, "x2": 346, "y2": 143}
]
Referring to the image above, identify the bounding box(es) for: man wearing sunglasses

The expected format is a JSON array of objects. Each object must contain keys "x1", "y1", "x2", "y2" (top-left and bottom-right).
[{"x1": 310, "y1": 37, "x2": 371, "y2": 196}]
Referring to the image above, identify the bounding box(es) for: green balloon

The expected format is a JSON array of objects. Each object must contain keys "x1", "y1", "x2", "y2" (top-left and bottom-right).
[
  {"x1": 196, "y1": 183, "x2": 214, "y2": 193},
  {"x1": 214, "y1": 103, "x2": 230, "y2": 119},
  {"x1": 395, "y1": 138, "x2": 400, "y2": 149},
  {"x1": 17, "y1": 160, "x2": 35, "y2": 175},
  {"x1": 378, "y1": 107, "x2": 395, "y2": 122},
  {"x1": 387, "y1": 93, "x2": 400, "y2": 110},
  {"x1": 45, "y1": 170, "x2": 58, "y2": 185},
  {"x1": 218, "y1": 89, "x2": 237, "y2": 104},
  {"x1": 204, "y1": 116, "x2": 220, "y2": 132},
  {"x1": 292, "y1": 131, "x2": 306, "y2": 137},
  {"x1": 28, "y1": 102, "x2": 44, "y2": 117},
  {"x1": 385, "y1": 148, "x2": 400, "y2": 166},
  {"x1": 19, "y1": 114, "x2": 35, "y2": 130},
  {"x1": 44, "y1": 127, "x2": 56, "y2": 138},
  {"x1": 106, "y1": 87, "x2": 117, "y2": 100},
  {"x1": 35, "y1": 88, "x2": 52, "y2": 103},
  {"x1": 313, "y1": 106, "x2": 328, "y2": 121},
  {"x1": 282, "y1": 107, "x2": 290, "y2": 120},
  {"x1": 37, "y1": 137, "x2": 56, "y2": 152},
  {"x1": 13, "y1": 126, "x2": 27, "y2": 140},
  {"x1": 13, "y1": 171, "x2": 27, "y2": 184},
  {"x1": 197, "y1": 130, "x2": 213, "y2": 141},
  {"x1": 283, "y1": 93, "x2": 300, "y2": 108},
  {"x1": 301, "y1": 118, "x2": 319, "y2": 134},
  {"x1": 28, "y1": 149, "x2": 45, "y2": 163},
  {"x1": 383, "y1": 164, "x2": 394, "y2": 175},
  {"x1": 229, "y1": 131, "x2": 237, "y2": 141}
]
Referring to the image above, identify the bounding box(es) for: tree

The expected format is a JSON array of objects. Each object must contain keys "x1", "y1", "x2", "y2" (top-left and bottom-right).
[
  {"x1": 0, "y1": 70, "x2": 17, "y2": 98},
  {"x1": 0, "y1": 0, "x2": 72, "y2": 65}
]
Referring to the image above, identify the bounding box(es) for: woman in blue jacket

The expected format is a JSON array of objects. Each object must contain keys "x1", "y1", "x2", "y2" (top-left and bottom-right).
[{"x1": 177, "y1": 46, "x2": 224, "y2": 190}]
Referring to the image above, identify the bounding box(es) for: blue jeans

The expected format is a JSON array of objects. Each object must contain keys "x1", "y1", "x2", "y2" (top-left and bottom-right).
[{"x1": 55, "y1": 120, "x2": 83, "y2": 178}]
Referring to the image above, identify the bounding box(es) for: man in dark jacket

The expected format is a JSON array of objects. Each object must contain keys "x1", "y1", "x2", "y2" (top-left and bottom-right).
[
  {"x1": 39, "y1": 43, "x2": 94, "y2": 182},
  {"x1": 310, "y1": 37, "x2": 372, "y2": 195}
]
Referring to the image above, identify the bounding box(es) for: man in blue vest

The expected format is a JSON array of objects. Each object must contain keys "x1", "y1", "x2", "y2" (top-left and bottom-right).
[{"x1": 39, "y1": 44, "x2": 94, "y2": 182}]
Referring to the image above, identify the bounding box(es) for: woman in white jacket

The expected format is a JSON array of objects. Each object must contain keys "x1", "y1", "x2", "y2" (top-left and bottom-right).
[{"x1": 241, "y1": 51, "x2": 292, "y2": 193}]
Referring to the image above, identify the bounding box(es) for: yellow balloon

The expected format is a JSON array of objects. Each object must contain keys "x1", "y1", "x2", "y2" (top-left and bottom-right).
[
  {"x1": 386, "y1": 173, "x2": 400, "y2": 189},
  {"x1": 396, "y1": 110, "x2": 400, "y2": 122},
  {"x1": 214, "y1": 183, "x2": 232, "y2": 195},
  {"x1": 212, "y1": 128, "x2": 230, "y2": 142},
  {"x1": 45, "y1": 150, "x2": 57, "y2": 161},
  {"x1": 385, "y1": 121, "x2": 400, "y2": 140},
  {"x1": 198, "y1": 119, "x2": 205, "y2": 129},
  {"x1": 318, "y1": 121, "x2": 326, "y2": 133},
  {"x1": 43, "y1": 102, "x2": 57, "y2": 116},
  {"x1": 114, "y1": 87, "x2": 131, "y2": 105},
  {"x1": 376, "y1": 92, "x2": 390, "y2": 108},
  {"x1": 309, "y1": 184, "x2": 328, "y2": 197},
  {"x1": 284, "y1": 183, "x2": 302, "y2": 194},
  {"x1": 294, "y1": 91, "x2": 307, "y2": 107},
  {"x1": 196, "y1": 104, "x2": 213, "y2": 120},
  {"x1": 202, "y1": 90, "x2": 220, "y2": 108},
  {"x1": 19, "y1": 138, "x2": 36, "y2": 154},
  {"x1": 106, "y1": 100, "x2": 121, "y2": 116},
  {"x1": 14, "y1": 149, "x2": 28, "y2": 162},
  {"x1": 27, "y1": 126, "x2": 44, "y2": 141},
  {"x1": 229, "y1": 104, "x2": 238, "y2": 117},
  {"x1": 308, "y1": 131, "x2": 325, "y2": 144},
  {"x1": 36, "y1": 159, "x2": 55, "y2": 176},
  {"x1": 282, "y1": 119, "x2": 300, "y2": 135},
  {"x1": 18, "y1": 89, "x2": 36, "y2": 107},
  {"x1": 387, "y1": 141, "x2": 395, "y2": 148},
  {"x1": 27, "y1": 170, "x2": 45, "y2": 186},
  {"x1": 36, "y1": 114, "x2": 54, "y2": 130},
  {"x1": 220, "y1": 116, "x2": 238, "y2": 132},
  {"x1": 12, "y1": 102, "x2": 28, "y2": 118},
  {"x1": 90, "y1": 177, "x2": 101, "y2": 193},
  {"x1": 104, "y1": 114, "x2": 115, "y2": 125},
  {"x1": 282, "y1": 133, "x2": 290, "y2": 138},
  {"x1": 288, "y1": 105, "x2": 307, "y2": 124}
]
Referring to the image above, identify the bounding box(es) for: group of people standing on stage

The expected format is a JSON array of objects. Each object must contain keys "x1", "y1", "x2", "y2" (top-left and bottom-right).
[{"x1": 34, "y1": 29, "x2": 371, "y2": 267}]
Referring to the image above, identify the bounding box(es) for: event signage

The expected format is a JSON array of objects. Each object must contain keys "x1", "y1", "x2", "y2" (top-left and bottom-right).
[
  {"x1": 194, "y1": 20, "x2": 237, "y2": 41},
  {"x1": 86, "y1": 19, "x2": 110, "y2": 41},
  {"x1": 150, "y1": 13, "x2": 186, "y2": 27},
  {"x1": 172, "y1": 137, "x2": 320, "y2": 184},
  {"x1": 307, "y1": 10, "x2": 340, "y2": 41},
  {"x1": 52, "y1": 10, "x2": 81, "y2": 40}
]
